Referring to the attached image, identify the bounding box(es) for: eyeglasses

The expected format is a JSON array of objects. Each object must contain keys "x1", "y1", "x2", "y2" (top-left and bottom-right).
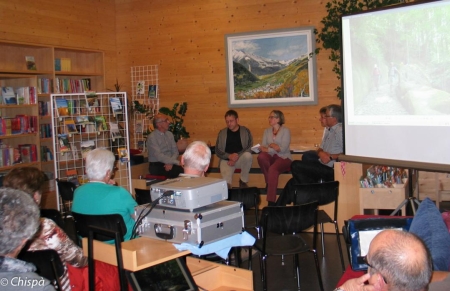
[
  {"x1": 268, "y1": 116, "x2": 278, "y2": 119},
  {"x1": 362, "y1": 255, "x2": 388, "y2": 284}
]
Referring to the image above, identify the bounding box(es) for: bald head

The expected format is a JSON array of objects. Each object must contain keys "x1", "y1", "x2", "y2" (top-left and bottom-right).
[{"x1": 368, "y1": 230, "x2": 432, "y2": 291}]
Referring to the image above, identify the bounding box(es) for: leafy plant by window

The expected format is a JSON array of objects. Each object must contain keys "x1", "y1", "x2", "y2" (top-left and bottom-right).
[
  {"x1": 316, "y1": 0, "x2": 412, "y2": 99},
  {"x1": 159, "y1": 102, "x2": 190, "y2": 142}
]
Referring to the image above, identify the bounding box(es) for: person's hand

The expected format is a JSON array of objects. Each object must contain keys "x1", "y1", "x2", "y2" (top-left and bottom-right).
[
  {"x1": 318, "y1": 150, "x2": 331, "y2": 164},
  {"x1": 259, "y1": 146, "x2": 268, "y2": 152},
  {"x1": 228, "y1": 153, "x2": 239, "y2": 162},
  {"x1": 340, "y1": 274, "x2": 380, "y2": 291},
  {"x1": 164, "y1": 164, "x2": 173, "y2": 171},
  {"x1": 269, "y1": 143, "x2": 280, "y2": 152},
  {"x1": 227, "y1": 160, "x2": 236, "y2": 166}
]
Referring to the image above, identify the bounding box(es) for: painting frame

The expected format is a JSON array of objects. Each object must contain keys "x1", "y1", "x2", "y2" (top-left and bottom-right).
[{"x1": 225, "y1": 27, "x2": 318, "y2": 108}]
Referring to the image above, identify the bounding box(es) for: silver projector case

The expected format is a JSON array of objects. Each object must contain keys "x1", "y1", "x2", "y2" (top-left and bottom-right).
[
  {"x1": 135, "y1": 200, "x2": 244, "y2": 246},
  {"x1": 150, "y1": 176, "x2": 228, "y2": 211}
]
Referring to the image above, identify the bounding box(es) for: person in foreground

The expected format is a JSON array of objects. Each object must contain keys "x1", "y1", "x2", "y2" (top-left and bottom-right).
[
  {"x1": 336, "y1": 229, "x2": 432, "y2": 291},
  {"x1": 147, "y1": 113, "x2": 183, "y2": 178},
  {"x1": 256, "y1": 110, "x2": 292, "y2": 206},
  {"x1": 215, "y1": 110, "x2": 253, "y2": 188},
  {"x1": 72, "y1": 148, "x2": 137, "y2": 241},
  {"x1": 0, "y1": 187, "x2": 56, "y2": 291},
  {"x1": 180, "y1": 140, "x2": 211, "y2": 177},
  {"x1": 3, "y1": 167, "x2": 87, "y2": 291}
]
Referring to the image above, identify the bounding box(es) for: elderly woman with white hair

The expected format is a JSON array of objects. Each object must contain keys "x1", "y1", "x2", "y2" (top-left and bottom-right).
[{"x1": 72, "y1": 148, "x2": 137, "y2": 241}]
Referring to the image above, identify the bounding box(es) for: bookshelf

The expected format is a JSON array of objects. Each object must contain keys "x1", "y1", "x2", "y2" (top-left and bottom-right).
[
  {"x1": 0, "y1": 40, "x2": 105, "y2": 209},
  {"x1": 131, "y1": 65, "x2": 159, "y2": 152},
  {"x1": 51, "y1": 92, "x2": 131, "y2": 212}
]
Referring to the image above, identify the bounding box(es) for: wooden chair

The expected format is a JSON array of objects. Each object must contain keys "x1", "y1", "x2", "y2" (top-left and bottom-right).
[
  {"x1": 72, "y1": 212, "x2": 128, "y2": 291},
  {"x1": 56, "y1": 179, "x2": 76, "y2": 218}
]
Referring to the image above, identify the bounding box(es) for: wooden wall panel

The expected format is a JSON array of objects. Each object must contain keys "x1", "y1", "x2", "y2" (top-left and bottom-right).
[
  {"x1": 115, "y1": 0, "x2": 341, "y2": 150},
  {"x1": 0, "y1": 0, "x2": 118, "y2": 91}
]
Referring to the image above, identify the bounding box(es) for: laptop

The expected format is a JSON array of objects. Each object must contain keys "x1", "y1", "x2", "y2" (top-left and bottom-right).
[{"x1": 126, "y1": 257, "x2": 198, "y2": 291}]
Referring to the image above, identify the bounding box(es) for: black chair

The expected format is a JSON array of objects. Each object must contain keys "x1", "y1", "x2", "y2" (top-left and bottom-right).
[
  {"x1": 134, "y1": 188, "x2": 152, "y2": 205},
  {"x1": 56, "y1": 178, "x2": 76, "y2": 218},
  {"x1": 292, "y1": 181, "x2": 346, "y2": 272},
  {"x1": 253, "y1": 201, "x2": 323, "y2": 291},
  {"x1": 40, "y1": 208, "x2": 65, "y2": 229},
  {"x1": 72, "y1": 212, "x2": 128, "y2": 291},
  {"x1": 18, "y1": 249, "x2": 65, "y2": 290},
  {"x1": 227, "y1": 186, "x2": 260, "y2": 270}
]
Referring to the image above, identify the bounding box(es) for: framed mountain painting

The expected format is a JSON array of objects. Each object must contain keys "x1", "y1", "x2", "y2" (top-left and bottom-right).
[{"x1": 225, "y1": 27, "x2": 317, "y2": 107}]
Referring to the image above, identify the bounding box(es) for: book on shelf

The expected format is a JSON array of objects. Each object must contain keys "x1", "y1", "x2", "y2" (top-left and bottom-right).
[
  {"x1": 40, "y1": 145, "x2": 53, "y2": 162},
  {"x1": 148, "y1": 85, "x2": 158, "y2": 98},
  {"x1": 55, "y1": 98, "x2": 69, "y2": 116},
  {"x1": 64, "y1": 119, "x2": 78, "y2": 134},
  {"x1": 60, "y1": 58, "x2": 71, "y2": 71},
  {"x1": 118, "y1": 147, "x2": 129, "y2": 162},
  {"x1": 54, "y1": 58, "x2": 61, "y2": 71},
  {"x1": 18, "y1": 144, "x2": 37, "y2": 163},
  {"x1": 109, "y1": 97, "x2": 123, "y2": 115},
  {"x1": 94, "y1": 116, "x2": 107, "y2": 131},
  {"x1": 109, "y1": 122, "x2": 122, "y2": 140},
  {"x1": 80, "y1": 140, "x2": 96, "y2": 158},
  {"x1": 70, "y1": 142, "x2": 79, "y2": 160},
  {"x1": 25, "y1": 56, "x2": 36, "y2": 70},
  {"x1": 2, "y1": 87, "x2": 17, "y2": 105},
  {"x1": 58, "y1": 134, "x2": 71, "y2": 154},
  {"x1": 136, "y1": 81, "x2": 145, "y2": 95},
  {"x1": 75, "y1": 116, "x2": 90, "y2": 126}
]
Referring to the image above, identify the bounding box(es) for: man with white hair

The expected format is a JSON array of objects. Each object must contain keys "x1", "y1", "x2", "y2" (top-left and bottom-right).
[{"x1": 180, "y1": 141, "x2": 211, "y2": 177}]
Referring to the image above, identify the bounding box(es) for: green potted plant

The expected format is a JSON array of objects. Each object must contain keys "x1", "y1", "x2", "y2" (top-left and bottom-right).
[
  {"x1": 159, "y1": 102, "x2": 190, "y2": 142},
  {"x1": 159, "y1": 102, "x2": 189, "y2": 153}
]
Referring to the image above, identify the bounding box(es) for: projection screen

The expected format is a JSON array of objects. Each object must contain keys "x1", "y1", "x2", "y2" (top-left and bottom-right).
[{"x1": 341, "y1": 0, "x2": 450, "y2": 172}]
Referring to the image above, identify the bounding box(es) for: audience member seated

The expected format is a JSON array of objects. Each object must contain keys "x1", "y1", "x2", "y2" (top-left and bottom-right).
[
  {"x1": 215, "y1": 110, "x2": 253, "y2": 188},
  {"x1": 290, "y1": 104, "x2": 342, "y2": 185},
  {"x1": 3, "y1": 167, "x2": 86, "y2": 291},
  {"x1": 338, "y1": 229, "x2": 432, "y2": 291},
  {"x1": 72, "y1": 148, "x2": 137, "y2": 242},
  {"x1": 0, "y1": 187, "x2": 56, "y2": 291},
  {"x1": 256, "y1": 110, "x2": 292, "y2": 206},
  {"x1": 180, "y1": 140, "x2": 211, "y2": 177},
  {"x1": 147, "y1": 113, "x2": 183, "y2": 178}
]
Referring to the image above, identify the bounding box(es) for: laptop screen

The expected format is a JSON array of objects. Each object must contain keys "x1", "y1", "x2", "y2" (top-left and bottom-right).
[{"x1": 127, "y1": 258, "x2": 198, "y2": 291}]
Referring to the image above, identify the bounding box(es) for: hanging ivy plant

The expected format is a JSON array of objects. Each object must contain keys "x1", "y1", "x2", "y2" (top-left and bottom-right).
[{"x1": 316, "y1": 0, "x2": 413, "y2": 99}]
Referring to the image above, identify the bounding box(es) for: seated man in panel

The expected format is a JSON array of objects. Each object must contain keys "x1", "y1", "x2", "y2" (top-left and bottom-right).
[
  {"x1": 147, "y1": 113, "x2": 183, "y2": 178},
  {"x1": 277, "y1": 104, "x2": 342, "y2": 205},
  {"x1": 215, "y1": 110, "x2": 253, "y2": 188}
]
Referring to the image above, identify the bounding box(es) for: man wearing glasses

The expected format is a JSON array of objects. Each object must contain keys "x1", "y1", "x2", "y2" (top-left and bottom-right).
[
  {"x1": 337, "y1": 229, "x2": 432, "y2": 291},
  {"x1": 290, "y1": 104, "x2": 343, "y2": 184},
  {"x1": 147, "y1": 113, "x2": 184, "y2": 178}
]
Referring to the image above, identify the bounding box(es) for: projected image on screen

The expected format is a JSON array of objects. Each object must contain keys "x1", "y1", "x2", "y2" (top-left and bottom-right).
[
  {"x1": 341, "y1": 0, "x2": 450, "y2": 168},
  {"x1": 343, "y1": 1, "x2": 450, "y2": 126}
]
